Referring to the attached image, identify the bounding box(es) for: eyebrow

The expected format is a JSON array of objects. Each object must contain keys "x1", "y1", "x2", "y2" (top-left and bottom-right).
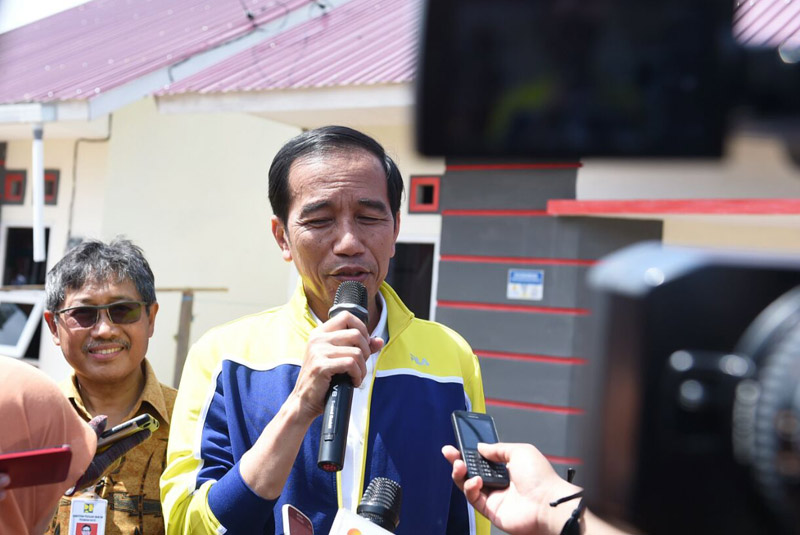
[
  {"x1": 72, "y1": 295, "x2": 141, "y2": 306},
  {"x1": 298, "y1": 200, "x2": 332, "y2": 219},
  {"x1": 357, "y1": 199, "x2": 390, "y2": 213},
  {"x1": 298, "y1": 198, "x2": 390, "y2": 218}
]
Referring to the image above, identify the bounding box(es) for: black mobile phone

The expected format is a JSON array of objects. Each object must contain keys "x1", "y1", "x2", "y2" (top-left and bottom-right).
[
  {"x1": 97, "y1": 413, "x2": 159, "y2": 450},
  {"x1": 451, "y1": 410, "x2": 509, "y2": 489}
]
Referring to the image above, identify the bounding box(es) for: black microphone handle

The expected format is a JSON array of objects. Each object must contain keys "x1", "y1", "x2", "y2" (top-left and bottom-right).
[
  {"x1": 318, "y1": 281, "x2": 369, "y2": 472},
  {"x1": 318, "y1": 373, "x2": 354, "y2": 472}
]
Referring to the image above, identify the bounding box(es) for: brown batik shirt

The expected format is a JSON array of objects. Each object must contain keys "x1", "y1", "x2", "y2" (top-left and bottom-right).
[{"x1": 46, "y1": 359, "x2": 177, "y2": 535}]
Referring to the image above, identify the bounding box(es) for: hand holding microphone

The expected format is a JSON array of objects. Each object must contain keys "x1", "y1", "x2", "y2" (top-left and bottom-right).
[
  {"x1": 238, "y1": 281, "x2": 382, "y2": 500},
  {"x1": 318, "y1": 281, "x2": 373, "y2": 472},
  {"x1": 291, "y1": 280, "x2": 382, "y2": 418}
]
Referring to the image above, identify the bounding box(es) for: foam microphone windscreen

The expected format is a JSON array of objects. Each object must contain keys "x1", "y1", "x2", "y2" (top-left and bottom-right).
[
  {"x1": 356, "y1": 477, "x2": 402, "y2": 533},
  {"x1": 329, "y1": 280, "x2": 369, "y2": 325}
]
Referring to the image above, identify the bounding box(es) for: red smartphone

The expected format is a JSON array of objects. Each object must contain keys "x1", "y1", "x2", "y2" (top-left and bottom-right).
[
  {"x1": 282, "y1": 503, "x2": 314, "y2": 535},
  {"x1": 0, "y1": 445, "x2": 72, "y2": 489}
]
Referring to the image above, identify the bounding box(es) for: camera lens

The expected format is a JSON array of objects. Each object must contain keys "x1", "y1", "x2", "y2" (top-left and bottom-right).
[{"x1": 733, "y1": 286, "x2": 800, "y2": 533}]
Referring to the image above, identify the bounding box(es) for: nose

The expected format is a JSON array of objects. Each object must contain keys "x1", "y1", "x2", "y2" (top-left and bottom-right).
[
  {"x1": 333, "y1": 220, "x2": 366, "y2": 256},
  {"x1": 91, "y1": 309, "x2": 119, "y2": 337}
]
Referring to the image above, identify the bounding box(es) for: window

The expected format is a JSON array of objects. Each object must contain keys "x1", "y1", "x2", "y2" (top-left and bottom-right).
[
  {"x1": 0, "y1": 290, "x2": 45, "y2": 358},
  {"x1": 385, "y1": 242, "x2": 436, "y2": 319},
  {"x1": 1, "y1": 169, "x2": 60, "y2": 204},
  {"x1": 2, "y1": 227, "x2": 50, "y2": 360},
  {"x1": 409, "y1": 175, "x2": 441, "y2": 213},
  {"x1": 3, "y1": 170, "x2": 25, "y2": 204},
  {"x1": 45, "y1": 170, "x2": 60, "y2": 205}
]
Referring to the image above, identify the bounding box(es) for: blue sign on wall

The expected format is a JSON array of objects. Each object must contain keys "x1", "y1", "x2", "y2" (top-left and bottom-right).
[{"x1": 507, "y1": 269, "x2": 544, "y2": 301}]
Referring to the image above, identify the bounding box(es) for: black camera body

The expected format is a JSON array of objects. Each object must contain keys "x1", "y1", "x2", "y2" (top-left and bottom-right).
[
  {"x1": 416, "y1": 1, "x2": 800, "y2": 530},
  {"x1": 417, "y1": 0, "x2": 800, "y2": 160},
  {"x1": 585, "y1": 243, "x2": 800, "y2": 535}
]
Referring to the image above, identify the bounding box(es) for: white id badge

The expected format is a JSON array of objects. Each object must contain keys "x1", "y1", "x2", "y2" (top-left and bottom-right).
[{"x1": 68, "y1": 493, "x2": 108, "y2": 535}]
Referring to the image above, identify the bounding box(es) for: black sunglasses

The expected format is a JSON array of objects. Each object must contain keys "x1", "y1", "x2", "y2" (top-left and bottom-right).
[{"x1": 55, "y1": 301, "x2": 147, "y2": 329}]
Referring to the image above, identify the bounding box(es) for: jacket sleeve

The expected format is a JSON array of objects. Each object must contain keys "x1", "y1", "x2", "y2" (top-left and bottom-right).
[{"x1": 160, "y1": 335, "x2": 276, "y2": 534}]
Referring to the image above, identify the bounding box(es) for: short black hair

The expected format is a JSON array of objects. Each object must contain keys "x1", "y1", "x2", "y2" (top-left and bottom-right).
[
  {"x1": 268, "y1": 125, "x2": 404, "y2": 224},
  {"x1": 45, "y1": 238, "x2": 156, "y2": 312}
]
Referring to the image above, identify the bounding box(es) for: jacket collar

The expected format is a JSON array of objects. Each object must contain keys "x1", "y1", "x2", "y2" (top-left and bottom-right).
[{"x1": 288, "y1": 280, "x2": 414, "y2": 340}]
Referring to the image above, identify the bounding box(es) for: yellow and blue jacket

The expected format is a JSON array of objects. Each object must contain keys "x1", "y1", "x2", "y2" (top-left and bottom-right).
[{"x1": 161, "y1": 282, "x2": 488, "y2": 535}]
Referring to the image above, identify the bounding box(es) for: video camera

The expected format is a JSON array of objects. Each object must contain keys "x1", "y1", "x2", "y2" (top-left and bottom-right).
[
  {"x1": 417, "y1": 0, "x2": 800, "y2": 160},
  {"x1": 585, "y1": 243, "x2": 800, "y2": 535},
  {"x1": 417, "y1": 1, "x2": 800, "y2": 533}
]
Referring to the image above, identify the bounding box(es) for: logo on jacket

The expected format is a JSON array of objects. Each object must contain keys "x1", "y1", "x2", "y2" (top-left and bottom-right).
[{"x1": 410, "y1": 353, "x2": 430, "y2": 366}]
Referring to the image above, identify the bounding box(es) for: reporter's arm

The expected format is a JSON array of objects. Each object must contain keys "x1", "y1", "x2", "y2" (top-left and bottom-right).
[
  {"x1": 443, "y1": 442, "x2": 630, "y2": 535},
  {"x1": 68, "y1": 415, "x2": 152, "y2": 495}
]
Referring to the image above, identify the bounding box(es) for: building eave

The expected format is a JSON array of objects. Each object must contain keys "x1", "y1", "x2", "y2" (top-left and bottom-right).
[{"x1": 156, "y1": 83, "x2": 415, "y2": 129}]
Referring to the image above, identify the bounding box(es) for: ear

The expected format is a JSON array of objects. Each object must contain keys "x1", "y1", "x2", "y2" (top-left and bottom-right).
[
  {"x1": 271, "y1": 215, "x2": 293, "y2": 262},
  {"x1": 43, "y1": 310, "x2": 62, "y2": 346},
  {"x1": 146, "y1": 302, "x2": 159, "y2": 338}
]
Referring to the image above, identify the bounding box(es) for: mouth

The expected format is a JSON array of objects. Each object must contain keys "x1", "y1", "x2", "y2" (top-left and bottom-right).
[
  {"x1": 85, "y1": 340, "x2": 130, "y2": 359},
  {"x1": 330, "y1": 266, "x2": 370, "y2": 282}
]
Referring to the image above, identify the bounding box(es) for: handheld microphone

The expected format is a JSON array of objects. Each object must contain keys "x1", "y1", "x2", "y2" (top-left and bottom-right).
[
  {"x1": 328, "y1": 477, "x2": 403, "y2": 535},
  {"x1": 318, "y1": 281, "x2": 369, "y2": 472},
  {"x1": 356, "y1": 477, "x2": 402, "y2": 532}
]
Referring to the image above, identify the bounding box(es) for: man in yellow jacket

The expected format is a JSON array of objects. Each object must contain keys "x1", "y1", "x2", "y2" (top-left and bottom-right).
[{"x1": 161, "y1": 126, "x2": 488, "y2": 535}]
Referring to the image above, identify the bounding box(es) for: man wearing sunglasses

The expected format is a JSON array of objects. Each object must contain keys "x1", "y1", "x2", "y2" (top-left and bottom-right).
[{"x1": 42, "y1": 238, "x2": 176, "y2": 535}]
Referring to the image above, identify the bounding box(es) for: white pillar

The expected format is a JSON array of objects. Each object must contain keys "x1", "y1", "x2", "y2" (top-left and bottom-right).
[{"x1": 31, "y1": 123, "x2": 45, "y2": 262}]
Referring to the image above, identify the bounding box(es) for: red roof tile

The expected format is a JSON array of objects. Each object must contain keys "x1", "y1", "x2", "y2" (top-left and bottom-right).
[
  {"x1": 8, "y1": 1, "x2": 785, "y2": 110},
  {"x1": 734, "y1": 0, "x2": 800, "y2": 49},
  {"x1": 159, "y1": 0, "x2": 421, "y2": 94},
  {"x1": 0, "y1": 0, "x2": 313, "y2": 104}
]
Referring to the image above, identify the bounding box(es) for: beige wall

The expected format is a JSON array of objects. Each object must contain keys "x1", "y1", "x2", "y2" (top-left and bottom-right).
[
  {"x1": 100, "y1": 98, "x2": 300, "y2": 386},
  {"x1": 663, "y1": 218, "x2": 800, "y2": 252}
]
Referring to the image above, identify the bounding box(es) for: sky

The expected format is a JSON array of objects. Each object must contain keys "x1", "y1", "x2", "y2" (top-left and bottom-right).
[{"x1": 0, "y1": 0, "x2": 92, "y2": 34}]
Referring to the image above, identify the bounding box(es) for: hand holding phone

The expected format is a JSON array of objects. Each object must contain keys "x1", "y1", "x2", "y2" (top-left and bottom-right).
[
  {"x1": 68, "y1": 414, "x2": 155, "y2": 495},
  {"x1": 97, "y1": 413, "x2": 159, "y2": 451},
  {"x1": 451, "y1": 410, "x2": 509, "y2": 489}
]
